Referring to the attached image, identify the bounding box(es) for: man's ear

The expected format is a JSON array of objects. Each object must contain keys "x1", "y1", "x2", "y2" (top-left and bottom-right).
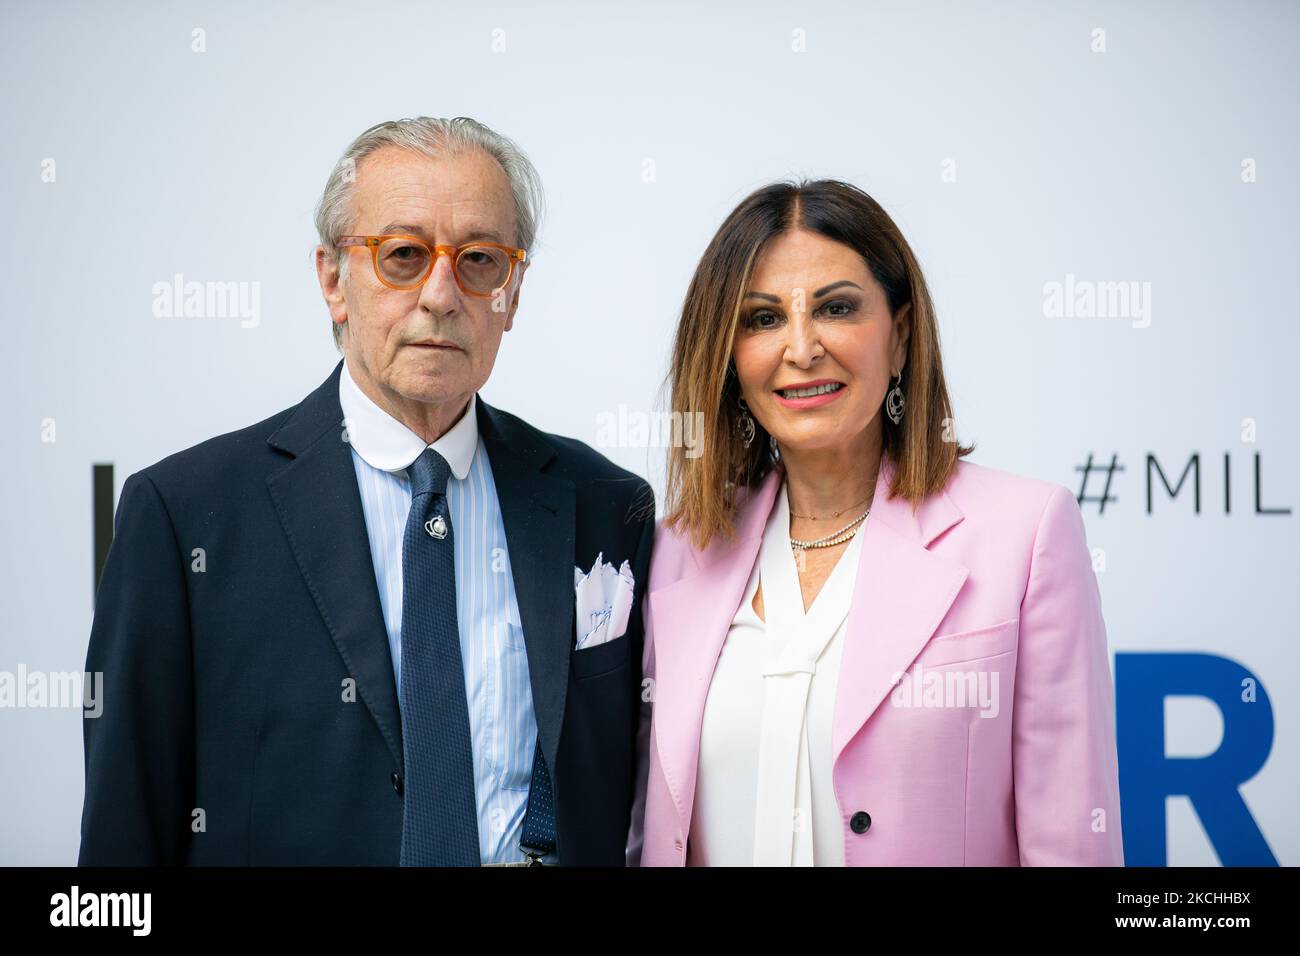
[
  {"x1": 502, "y1": 259, "x2": 528, "y2": 333},
  {"x1": 315, "y1": 245, "x2": 349, "y2": 326}
]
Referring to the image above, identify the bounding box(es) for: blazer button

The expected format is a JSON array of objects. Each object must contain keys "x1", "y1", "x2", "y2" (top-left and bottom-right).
[
  {"x1": 391, "y1": 771, "x2": 403, "y2": 796},
  {"x1": 850, "y1": 811, "x2": 872, "y2": 834}
]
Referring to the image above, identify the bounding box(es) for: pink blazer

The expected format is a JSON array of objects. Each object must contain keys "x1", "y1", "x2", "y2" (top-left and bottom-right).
[{"x1": 636, "y1": 453, "x2": 1124, "y2": 866}]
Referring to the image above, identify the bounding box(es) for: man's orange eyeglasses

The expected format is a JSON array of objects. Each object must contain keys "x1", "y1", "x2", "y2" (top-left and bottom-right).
[{"x1": 336, "y1": 234, "x2": 527, "y2": 295}]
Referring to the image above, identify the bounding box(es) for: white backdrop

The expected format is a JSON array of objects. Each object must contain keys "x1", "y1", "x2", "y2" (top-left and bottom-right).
[{"x1": 1, "y1": 0, "x2": 1295, "y2": 865}]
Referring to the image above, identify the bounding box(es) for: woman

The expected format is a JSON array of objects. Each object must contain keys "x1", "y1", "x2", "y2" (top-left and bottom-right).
[{"x1": 632, "y1": 179, "x2": 1123, "y2": 866}]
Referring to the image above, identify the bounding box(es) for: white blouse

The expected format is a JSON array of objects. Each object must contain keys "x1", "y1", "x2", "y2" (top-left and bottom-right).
[{"x1": 688, "y1": 480, "x2": 866, "y2": 866}]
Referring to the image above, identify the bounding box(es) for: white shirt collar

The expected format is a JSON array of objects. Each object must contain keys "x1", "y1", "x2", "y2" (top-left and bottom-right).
[{"x1": 338, "y1": 358, "x2": 477, "y2": 480}]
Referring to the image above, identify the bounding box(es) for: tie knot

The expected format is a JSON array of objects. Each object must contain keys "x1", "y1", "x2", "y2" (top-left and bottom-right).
[{"x1": 407, "y1": 447, "x2": 452, "y2": 499}]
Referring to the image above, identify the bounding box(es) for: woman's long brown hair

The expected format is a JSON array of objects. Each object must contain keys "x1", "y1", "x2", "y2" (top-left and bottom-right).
[{"x1": 662, "y1": 179, "x2": 975, "y2": 552}]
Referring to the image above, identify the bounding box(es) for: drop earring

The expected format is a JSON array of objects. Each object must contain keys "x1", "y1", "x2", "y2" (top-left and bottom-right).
[
  {"x1": 737, "y1": 396, "x2": 756, "y2": 448},
  {"x1": 886, "y1": 369, "x2": 906, "y2": 425}
]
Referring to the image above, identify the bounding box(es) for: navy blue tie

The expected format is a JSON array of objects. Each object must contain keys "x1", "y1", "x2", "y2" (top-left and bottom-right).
[
  {"x1": 398, "y1": 447, "x2": 480, "y2": 866},
  {"x1": 520, "y1": 739, "x2": 556, "y2": 862}
]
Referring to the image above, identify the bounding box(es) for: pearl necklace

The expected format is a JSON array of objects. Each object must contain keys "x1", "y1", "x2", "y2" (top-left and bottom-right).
[{"x1": 789, "y1": 507, "x2": 870, "y2": 551}]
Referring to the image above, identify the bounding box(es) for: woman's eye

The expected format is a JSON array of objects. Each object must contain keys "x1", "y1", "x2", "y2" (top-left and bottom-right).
[
  {"x1": 820, "y1": 299, "x2": 855, "y2": 317},
  {"x1": 746, "y1": 310, "x2": 782, "y2": 330}
]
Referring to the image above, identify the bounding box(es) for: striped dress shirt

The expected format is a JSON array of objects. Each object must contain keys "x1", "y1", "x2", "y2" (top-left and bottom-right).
[{"x1": 339, "y1": 360, "x2": 547, "y2": 864}]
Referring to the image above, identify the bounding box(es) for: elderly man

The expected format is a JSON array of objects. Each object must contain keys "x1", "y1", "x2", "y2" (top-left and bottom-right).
[{"x1": 79, "y1": 117, "x2": 654, "y2": 866}]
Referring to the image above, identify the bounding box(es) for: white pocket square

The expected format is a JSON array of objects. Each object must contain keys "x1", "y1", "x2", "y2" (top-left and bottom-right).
[{"x1": 574, "y1": 552, "x2": 634, "y2": 650}]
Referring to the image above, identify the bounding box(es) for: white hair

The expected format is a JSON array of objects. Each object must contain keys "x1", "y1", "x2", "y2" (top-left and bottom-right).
[{"x1": 314, "y1": 116, "x2": 545, "y2": 352}]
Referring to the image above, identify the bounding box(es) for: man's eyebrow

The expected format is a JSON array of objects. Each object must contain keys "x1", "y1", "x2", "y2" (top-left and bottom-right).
[
  {"x1": 378, "y1": 223, "x2": 424, "y2": 236},
  {"x1": 379, "y1": 223, "x2": 508, "y2": 244}
]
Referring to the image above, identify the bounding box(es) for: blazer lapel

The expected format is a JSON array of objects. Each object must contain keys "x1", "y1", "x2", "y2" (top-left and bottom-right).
[
  {"x1": 264, "y1": 359, "x2": 404, "y2": 771},
  {"x1": 476, "y1": 398, "x2": 576, "y2": 779},
  {"x1": 651, "y1": 454, "x2": 971, "y2": 839},
  {"x1": 649, "y1": 470, "x2": 781, "y2": 830},
  {"x1": 831, "y1": 453, "x2": 970, "y2": 765}
]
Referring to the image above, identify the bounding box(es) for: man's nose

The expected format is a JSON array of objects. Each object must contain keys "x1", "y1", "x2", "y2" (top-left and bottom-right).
[{"x1": 417, "y1": 251, "x2": 461, "y2": 313}]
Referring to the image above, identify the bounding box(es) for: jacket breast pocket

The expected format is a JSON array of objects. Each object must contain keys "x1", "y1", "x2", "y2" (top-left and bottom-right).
[
  {"x1": 571, "y1": 632, "x2": 630, "y2": 680},
  {"x1": 914, "y1": 617, "x2": 1019, "y2": 668}
]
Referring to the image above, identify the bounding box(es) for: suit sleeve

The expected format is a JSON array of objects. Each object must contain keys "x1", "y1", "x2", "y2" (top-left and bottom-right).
[
  {"x1": 1012, "y1": 484, "x2": 1124, "y2": 865},
  {"x1": 79, "y1": 472, "x2": 196, "y2": 866},
  {"x1": 624, "y1": 492, "x2": 656, "y2": 867}
]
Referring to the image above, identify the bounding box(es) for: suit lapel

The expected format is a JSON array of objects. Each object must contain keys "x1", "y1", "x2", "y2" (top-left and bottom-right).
[
  {"x1": 264, "y1": 359, "x2": 404, "y2": 771},
  {"x1": 476, "y1": 399, "x2": 576, "y2": 778},
  {"x1": 649, "y1": 470, "x2": 780, "y2": 828},
  {"x1": 831, "y1": 454, "x2": 970, "y2": 764}
]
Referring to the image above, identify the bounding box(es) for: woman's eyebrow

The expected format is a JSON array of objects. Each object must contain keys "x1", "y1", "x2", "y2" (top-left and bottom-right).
[
  {"x1": 744, "y1": 280, "x2": 863, "y2": 303},
  {"x1": 813, "y1": 280, "x2": 863, "y2": 297}
]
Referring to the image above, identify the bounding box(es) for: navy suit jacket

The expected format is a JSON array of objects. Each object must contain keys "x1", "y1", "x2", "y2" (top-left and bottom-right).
[{"x1": 78, "y1": 359, "x2": 654, "y2": 865}]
